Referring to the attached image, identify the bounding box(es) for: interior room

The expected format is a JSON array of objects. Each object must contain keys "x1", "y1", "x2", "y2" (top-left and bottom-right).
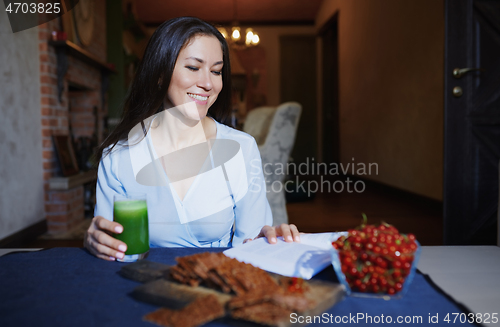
[
  {"x1": 0, "y1": 0, "x2": 458, "y2": 248},
  {"x1": 1, "y1": 0, "x2": 499, "y2": 325},
  {"x1": 0, "y1": 0, "x2": 500, "y2": 327}
]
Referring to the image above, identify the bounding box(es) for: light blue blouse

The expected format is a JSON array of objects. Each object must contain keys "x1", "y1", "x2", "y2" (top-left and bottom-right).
[{"x1": 94, "y1": 119, "x2": 273, "y2": 247}]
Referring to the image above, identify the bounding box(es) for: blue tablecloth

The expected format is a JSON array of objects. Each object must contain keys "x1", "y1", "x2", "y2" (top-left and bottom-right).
[{"x1": 0, "y1": 248, "x2": 480, "y2": 327}]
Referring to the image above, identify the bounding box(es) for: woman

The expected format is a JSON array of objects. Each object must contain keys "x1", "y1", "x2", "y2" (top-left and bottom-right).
[{"x1": 84, "y1": 17, "x2": 300, "y2": 261}]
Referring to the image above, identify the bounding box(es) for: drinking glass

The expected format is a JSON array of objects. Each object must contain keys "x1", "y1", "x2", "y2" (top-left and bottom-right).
[{"x1": 113, "y1": 193, "x2": 149, "y2": 262}]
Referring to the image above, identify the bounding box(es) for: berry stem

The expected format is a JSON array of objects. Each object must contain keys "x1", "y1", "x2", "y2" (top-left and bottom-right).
[{"x1": 361, "y1": 213, "x2": 368, "y2": 226}]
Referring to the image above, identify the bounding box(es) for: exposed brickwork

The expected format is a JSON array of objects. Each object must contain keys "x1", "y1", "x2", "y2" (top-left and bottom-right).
[
  {"x1": 45, "y1": 186, "x2": 84, "y2": 233},
  {"x1": 39, "y1": 18, "x2": 68, "y2": 189},
  {"x1": 38, "y1": 1, "x2": 107, "y2": 232},
  {"x1": 69, "y1": 90, "x2": 98, "y2": 138}
]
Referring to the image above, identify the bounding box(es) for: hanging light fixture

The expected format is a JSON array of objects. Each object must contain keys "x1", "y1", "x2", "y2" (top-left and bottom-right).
[
  {"x1": 232, "y1": 26, "x2": 241, "y2": 41},
  {"x1": 217, "y1": 0, "x2": 260, "y2": 49},
  {"x1": 244, "y1": 28, "x2": 259, "y2": 46}
]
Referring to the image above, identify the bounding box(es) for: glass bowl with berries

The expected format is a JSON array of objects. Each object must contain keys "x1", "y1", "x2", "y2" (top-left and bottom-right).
[{"x1": 330, "y1": 214, "x2": 421, "y2": 299}]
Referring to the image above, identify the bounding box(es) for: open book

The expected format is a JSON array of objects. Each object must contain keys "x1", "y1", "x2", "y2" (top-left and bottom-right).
[{"x1": 223, "y1": 232, "x2": 346, "y2": 280}]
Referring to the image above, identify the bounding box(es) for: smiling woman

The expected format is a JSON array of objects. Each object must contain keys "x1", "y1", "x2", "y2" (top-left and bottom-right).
[
  {"x1": 95, "y1": 17, "x2": 232, "y2": 161},
  {"x1": 84, "y1": 17, "x2": 301, "y2": 261},
  {"x1": 166, "y1": 35, "x2": 224, "y2": 124}
]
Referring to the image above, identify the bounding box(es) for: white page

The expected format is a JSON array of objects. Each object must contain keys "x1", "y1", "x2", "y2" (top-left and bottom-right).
[
  {"x1": 300, "y1": 232, "x2": 346, "y2": 249},
  {"x1": 224, "y1": 232, "x2": 346, "y2": 279}
]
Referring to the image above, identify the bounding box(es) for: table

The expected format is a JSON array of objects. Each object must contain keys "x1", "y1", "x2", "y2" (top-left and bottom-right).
[
  {"x1": 0, "y1": 247, "x2": 492, "y2": 327},
  {"x1": 418, "y1": 246, "x2": 500, "y2": 327},
  {"x1": 0, "y1": 248, "x2": 42, "y2": 256}
]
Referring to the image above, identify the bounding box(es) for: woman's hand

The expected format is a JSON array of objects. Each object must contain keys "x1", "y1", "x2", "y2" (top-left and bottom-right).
[
  {"x1": 246, "y1": 224, "x2": 301, "y2": 244},
  {"x1": 84, "y1": 216, "x2": 127, "y2": 261}
]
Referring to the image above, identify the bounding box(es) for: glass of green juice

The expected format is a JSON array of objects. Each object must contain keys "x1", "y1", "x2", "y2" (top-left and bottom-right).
[{"x1": 113, "y1": 193, "x2": 149, "y2": 262}]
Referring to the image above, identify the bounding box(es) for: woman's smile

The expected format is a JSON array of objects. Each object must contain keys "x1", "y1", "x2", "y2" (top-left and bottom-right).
[
  {"x1": 167, "y1": 35, "x2": 224, "y2": 120},
  {"x1": 187, "y1": 92, "x2": 209, "y2": 104}
]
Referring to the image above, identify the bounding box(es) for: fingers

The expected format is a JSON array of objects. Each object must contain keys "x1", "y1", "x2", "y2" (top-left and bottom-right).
[
  {"x1": 84, "y1": 216, "x2": 127, "y2": 261},
  {"x1": 94, "y1": 216, "x2": 127, "y2": 253},
  {"x1": 258, "y1": 225, "x2": 277, "y2": 244},
  {"x1": 276, "y1": 224, "x2": 294, "y2": 243},
  {"x1": 86, "y1": 237, "x2": 119, "y2": 261},
  {"x1": 254, "y1": 224, "x2": 302, "y2": 245},
  {"x1": 95, "y1": 229, "x2": 127, "y2": 253},
  {"x1": 289, "y1": 224, "x2": 301, "y2": 242},
  {"x1": 95, "y1": 215, "x2": 123, "y2": 234}
]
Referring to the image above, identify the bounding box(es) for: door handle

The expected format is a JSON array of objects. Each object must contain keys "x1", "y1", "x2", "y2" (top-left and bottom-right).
[{"x1": 453, "y1": 67, "x2": 485, "y2": 79}]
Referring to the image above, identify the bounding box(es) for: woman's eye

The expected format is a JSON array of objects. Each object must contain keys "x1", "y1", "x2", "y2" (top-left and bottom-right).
[
  {"x1": 186, "y1": 66, "x2": 199, "y2": 71},
  {"x1": 212, "y1": 70, "x2": 222, "y2": 76}
]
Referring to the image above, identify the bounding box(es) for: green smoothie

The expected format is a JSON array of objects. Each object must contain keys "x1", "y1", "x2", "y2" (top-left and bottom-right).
[{"x1": 113, "y1": 200, "x2": 149, "y2": 255}]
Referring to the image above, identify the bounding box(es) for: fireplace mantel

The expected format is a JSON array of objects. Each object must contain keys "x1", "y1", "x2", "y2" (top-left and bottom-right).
[
  {"x1": 49, "y1": 40, "x2": 116, "y2": 73},
  {"x1": 49, "y1": 40, "x2": 116, "y2": 104},
  {"x1": 48, "y1": 170, "x2": 97, "y2": 190}
]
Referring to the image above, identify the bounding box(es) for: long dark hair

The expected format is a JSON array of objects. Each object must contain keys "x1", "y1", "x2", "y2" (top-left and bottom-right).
[{"x1": 96, "y1": 17, "x2": 232, "y2": 161}]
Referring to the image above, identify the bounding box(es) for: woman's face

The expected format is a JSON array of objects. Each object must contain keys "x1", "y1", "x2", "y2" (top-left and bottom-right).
[{"x1": 166, "y1": 34, "x2": 224, "y2": 121}]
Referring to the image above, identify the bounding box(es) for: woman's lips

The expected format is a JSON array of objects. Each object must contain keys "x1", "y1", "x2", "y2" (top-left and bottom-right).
[{"x1": 188, "y1": 93, "x2": 209, "y2": 104}]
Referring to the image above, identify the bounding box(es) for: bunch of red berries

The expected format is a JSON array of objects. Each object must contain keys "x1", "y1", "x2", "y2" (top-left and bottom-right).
[
  {"x1": 332, "y1": 215, "x2": 418, "y2": 295},
  {"x1": 286, "y1": 277, "x2": 306, "y2": 294}
]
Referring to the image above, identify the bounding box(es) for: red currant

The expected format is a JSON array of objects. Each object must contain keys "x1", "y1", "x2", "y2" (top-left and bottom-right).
[{"x1": 335, "y1": 217, "x2": 417, "y2": 296}]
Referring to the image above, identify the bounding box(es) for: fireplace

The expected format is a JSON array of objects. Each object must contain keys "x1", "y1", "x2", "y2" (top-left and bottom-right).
[{"x1": 38, "y1": 2, "x2": 113, "y2": 233}]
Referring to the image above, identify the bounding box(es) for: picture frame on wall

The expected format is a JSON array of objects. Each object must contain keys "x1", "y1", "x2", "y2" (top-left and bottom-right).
[{"x1": 52, "y1": 134, "x2": 80, "y2": 177}]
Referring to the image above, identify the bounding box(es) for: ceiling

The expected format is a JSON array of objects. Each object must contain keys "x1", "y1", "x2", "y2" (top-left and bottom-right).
[{"x1": 134, "y1": 0, "x2": 323, "y2": 26}]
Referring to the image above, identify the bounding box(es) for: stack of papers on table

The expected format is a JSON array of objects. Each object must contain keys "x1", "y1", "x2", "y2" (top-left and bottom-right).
[{"x1": 224, "y1": 232, "x2": 346, "y2": 280}]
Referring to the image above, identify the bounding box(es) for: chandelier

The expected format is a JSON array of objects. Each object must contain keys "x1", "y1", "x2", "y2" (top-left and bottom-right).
[
  {"x1": 217, "y1": 0, "x2": 260, "y2": 49},
  {"x1": 218, "y1": 26, "x2": 260, "y2": 48}
]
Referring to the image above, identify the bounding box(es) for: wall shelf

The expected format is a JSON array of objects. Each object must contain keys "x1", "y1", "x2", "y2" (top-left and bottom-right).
[
  {"x1": 49, "y1": 40, "x2": 116, "y2": 73},
  {"x1": 48, "y1": 171, "x2": 97, "y2": 190},
  {"x1": 48, "y1": 40, "x2": 116, "y2": 104}
]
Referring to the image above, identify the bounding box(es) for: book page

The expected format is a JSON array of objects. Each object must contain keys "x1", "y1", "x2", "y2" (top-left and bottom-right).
[
  {"x1": 299, "y1": 232, "x2": 345, "y2": 250},
  {"x1": 223, "y1": 232, "x2": 346, "y2": 279}
]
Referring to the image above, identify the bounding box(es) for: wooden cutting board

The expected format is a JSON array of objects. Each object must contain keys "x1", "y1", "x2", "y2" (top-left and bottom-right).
[{"x1": 121, "y1": 260, "x2": 345, "y2": 327}]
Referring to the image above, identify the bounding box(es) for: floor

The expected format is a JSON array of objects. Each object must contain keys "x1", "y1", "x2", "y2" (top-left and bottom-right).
[
  {"x1": 14, "y1": 179, "x2": 443, "y2": 248},
  {"x1": 286, "y1": 178, "x2": 443, "y2": 246}
]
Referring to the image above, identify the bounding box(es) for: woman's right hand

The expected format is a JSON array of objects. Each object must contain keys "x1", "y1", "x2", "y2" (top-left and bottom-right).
[{"x1": 84, "y1": 216, "x2": 127, "y2": 261}]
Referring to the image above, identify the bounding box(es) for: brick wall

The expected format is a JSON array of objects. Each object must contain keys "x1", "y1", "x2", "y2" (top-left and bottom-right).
[
  {"x1": 69, "y1": 90, "x2": 97, "y2": 139},
  {"x1": 45, "y1": 186, "x2": 84, "y2": 233},
  {"x1": 38, "y1": 1, "x2": 107, "y2": 233},
  {"x1": 39, "y1": 17, "x2": 68, "y2": 189}
]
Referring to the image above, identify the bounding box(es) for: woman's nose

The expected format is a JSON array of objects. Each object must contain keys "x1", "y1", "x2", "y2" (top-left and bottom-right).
[{"x1": 197, "y1": 70, "x2": 213, "y2": 91}]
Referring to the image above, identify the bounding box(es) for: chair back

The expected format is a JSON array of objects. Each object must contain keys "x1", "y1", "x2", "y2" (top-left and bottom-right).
[
  {"x1": 242, "y1": 107, "x2": 276, "y2": 146},
  {"x1": 247, "y1": 102, "x2": 301, "y2": 226},
  {"x1": 259, "y1": 102, "x2": 302, "y2": 184}
]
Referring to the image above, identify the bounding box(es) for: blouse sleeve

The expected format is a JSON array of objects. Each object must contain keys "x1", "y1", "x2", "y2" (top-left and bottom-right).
[
  {"x1": 94, "y1": 150, "x2": 125, "y2": 222},
  {"x1": 231, "y1": 138, "x2": 273, "y2": 245}
]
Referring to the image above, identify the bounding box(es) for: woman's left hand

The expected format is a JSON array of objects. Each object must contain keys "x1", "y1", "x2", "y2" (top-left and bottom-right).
[{"x1": 246, "y1": 224, "x2": 301, "y2": 244}]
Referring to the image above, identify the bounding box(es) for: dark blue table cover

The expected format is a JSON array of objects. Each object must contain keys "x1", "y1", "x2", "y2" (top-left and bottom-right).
[{"x1": 0, "y1": 247, "x2": 479, "y2": 327}]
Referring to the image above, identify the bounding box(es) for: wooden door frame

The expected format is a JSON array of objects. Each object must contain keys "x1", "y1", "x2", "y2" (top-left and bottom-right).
[
  {"x1": 317, "y1": 13, "x2": 340, "y2": 165},
  {"x1": 444, "y1": 0, "x2": 500, "y2": 245},
  {"x1": 443, "y1": 0, "x2": 474, "y2": 244},
  {"x1": 279, "y1": 35, "x2": 318, "y2": 165}
]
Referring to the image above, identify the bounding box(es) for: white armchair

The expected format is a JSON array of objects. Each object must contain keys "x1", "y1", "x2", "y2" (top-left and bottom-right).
[{"x1": 243, "y1": 102, "x2": 302, "y2": 226}]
